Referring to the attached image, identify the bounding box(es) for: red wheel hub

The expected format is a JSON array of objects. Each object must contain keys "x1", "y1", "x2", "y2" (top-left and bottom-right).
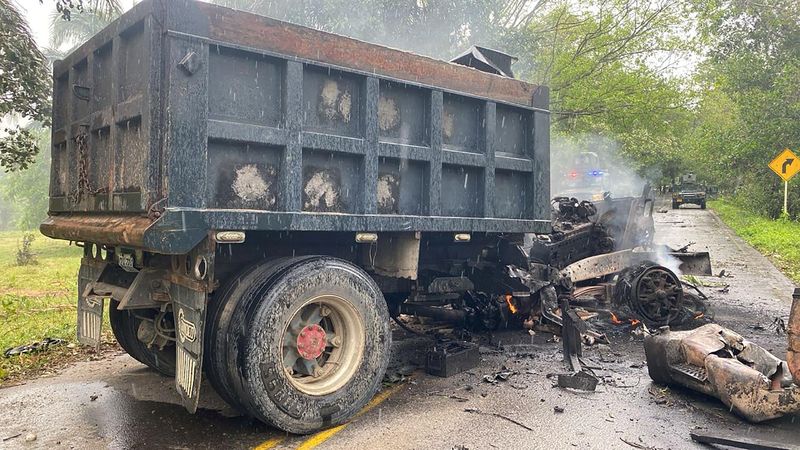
[{"x1": 296, "y1": 324, "x2": 327, "y2": 360}]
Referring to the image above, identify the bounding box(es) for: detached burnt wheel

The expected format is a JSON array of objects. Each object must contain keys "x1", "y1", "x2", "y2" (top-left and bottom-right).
[
  {"x1": 214, "y1": 257, "x2": 391, "y2": 434},
  {"x1": 629, "y1": 265, "x2": 683, "y2": 327},
  {"x1": 109, "y1": 300, "x2": 176, "y2": 376}
]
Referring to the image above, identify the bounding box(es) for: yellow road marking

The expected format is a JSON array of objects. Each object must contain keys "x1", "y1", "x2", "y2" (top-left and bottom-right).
[
  {"x1": 253, "y1": 436, "x2": 286, "y2": 450},
  {"x1": 295, "y1": 383, "x2": 405, "y2": 450}
]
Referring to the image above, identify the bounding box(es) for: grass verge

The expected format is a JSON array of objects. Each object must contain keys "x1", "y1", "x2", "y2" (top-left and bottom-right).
[
  {"x1": 709, "y1": 199, "x2": 800, "y2": 283},
  {"x1": 0, "y1": 231, "x2": 115, "y2": 385}
]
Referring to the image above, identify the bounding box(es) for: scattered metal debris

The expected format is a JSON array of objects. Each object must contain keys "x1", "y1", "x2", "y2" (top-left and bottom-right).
[
  {"x1": 557, "y1": 371, "x2": 599, "y2": 391},
  {"x1": 620, "y1": 437, "x2": 656, "y2": 450},
  {"x1": 3, "y1": 337, "x2": 65, "y2": 357},
  {"x1": 463, "y1": 408, "x2": 533, "y2": 431},
  {"x1": 483, "y1": 366, "x2": 516, "y2": 384},
  {"x1": 645, "y1": 323, "x2": 800, "y2": 422},
  {"x1": 2, "y1": 433, "x2": 21, "y2": 442},
  {"x1": 690, "y1": 430, "x2": 793, "y2": 450}
]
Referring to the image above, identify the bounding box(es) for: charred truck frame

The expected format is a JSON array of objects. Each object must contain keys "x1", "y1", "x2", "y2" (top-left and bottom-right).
[{"x1": 41, "y1": 0, "x2": 713, "y2": 434}]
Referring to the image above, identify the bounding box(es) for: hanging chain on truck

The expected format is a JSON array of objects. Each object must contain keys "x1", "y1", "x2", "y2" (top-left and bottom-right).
[{"x1": 70, "y1": 128, "x2": 90, "y2": 205}]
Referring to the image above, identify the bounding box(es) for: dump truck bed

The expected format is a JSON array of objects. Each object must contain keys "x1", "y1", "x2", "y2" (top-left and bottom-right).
[{"x1": 42, "y1": 0, "x2": 551, "y2": 254}]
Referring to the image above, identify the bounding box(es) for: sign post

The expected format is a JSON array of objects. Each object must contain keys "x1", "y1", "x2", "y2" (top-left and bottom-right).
[{"x1": 769, "y1": 148, "x2": 800, "y2": 216}]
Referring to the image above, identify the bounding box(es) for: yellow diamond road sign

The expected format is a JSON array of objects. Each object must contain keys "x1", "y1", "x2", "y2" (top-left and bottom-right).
[{"x1": 769, "y1": 148, "x2": 800, "y2": 182}]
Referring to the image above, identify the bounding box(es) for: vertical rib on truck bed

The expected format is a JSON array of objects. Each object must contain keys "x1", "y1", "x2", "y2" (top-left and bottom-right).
[{"x1": 44, "y1": 0, "x2": 551, "y2": 254}]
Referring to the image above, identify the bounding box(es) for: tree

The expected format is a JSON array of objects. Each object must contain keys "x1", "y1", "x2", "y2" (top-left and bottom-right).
[
  {"x1": 688, "y1": 0, "x2": 800, "y2": 217},
  {"x1": 0, "y1": 0, "x2": 51, "y2": 172},
  {"x1": 49, "y1": 0, "x2": 122, "y2": 52},
  {"x1": 0, "y1": 129, "x2": 52, "y2": 230}
]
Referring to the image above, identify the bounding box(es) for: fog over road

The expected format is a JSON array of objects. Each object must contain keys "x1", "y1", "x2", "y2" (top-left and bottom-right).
[{"x1": 1, "y1": 205, "x2": 798, "y2": 449}]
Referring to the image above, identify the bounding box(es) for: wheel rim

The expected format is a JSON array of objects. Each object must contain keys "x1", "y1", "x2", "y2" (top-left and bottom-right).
[
  {"x1": 280, "y1": 294, "x2": 365, "y2": 396},
  {"x1": 631, "y1": 266, "x2": 683, "y2": 325}
]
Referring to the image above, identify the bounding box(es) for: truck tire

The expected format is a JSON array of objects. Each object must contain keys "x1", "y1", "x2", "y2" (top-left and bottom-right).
[
  {"x1": 225, "y1": 257, "x2": 391, "y2": 434},
  {"x1": 672, "y1": 201, "x2": 678, "y2": 209},
  {"x1": 700, "y1": 201, "x2": 706, "y2": 210},
  {"x1": 109, "y1": 300, "x2": 176, "y2": 376},
  {"x1": 204, "y1": 257, "x2": 313, "y2": 413}
]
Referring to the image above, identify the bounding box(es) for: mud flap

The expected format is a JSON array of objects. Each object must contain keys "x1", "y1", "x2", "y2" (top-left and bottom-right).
[
  {"x1": 77, "y1": 259, "x2": 108, "y2": 350},
  {"x1": 172, "y1": 282, "x2": 208, "y2": 413}
]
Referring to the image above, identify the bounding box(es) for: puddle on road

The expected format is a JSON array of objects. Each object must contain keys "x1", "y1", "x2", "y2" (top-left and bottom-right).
[{"x1": 0, "y1": 379, "x2": 283, "y2": 449}]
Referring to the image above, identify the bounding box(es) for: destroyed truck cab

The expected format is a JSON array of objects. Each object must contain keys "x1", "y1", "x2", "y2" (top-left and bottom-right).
[{"x1": 40, "y1": 0, "x2": 551, "y2": 434}]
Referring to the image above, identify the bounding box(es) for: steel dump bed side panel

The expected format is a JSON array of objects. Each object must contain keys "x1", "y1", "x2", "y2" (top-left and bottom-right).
[{"x1": 43, "y1": 0, "x2": 551, "y2": 254}]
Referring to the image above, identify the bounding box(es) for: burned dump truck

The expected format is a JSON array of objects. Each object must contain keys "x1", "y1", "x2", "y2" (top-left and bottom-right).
[{"x1": 40, "y1": 0, "x2": 708, "y2": 434}]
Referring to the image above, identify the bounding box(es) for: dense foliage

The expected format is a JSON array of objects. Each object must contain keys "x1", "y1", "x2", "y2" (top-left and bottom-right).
[{"x1": 0, "y1": 0, "x2": 51, "y2": 172}]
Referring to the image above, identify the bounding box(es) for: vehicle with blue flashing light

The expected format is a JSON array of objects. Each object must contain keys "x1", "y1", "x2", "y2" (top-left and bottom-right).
[{"x1": 559, "y1": 151, "x2": 610, "y2": 202}]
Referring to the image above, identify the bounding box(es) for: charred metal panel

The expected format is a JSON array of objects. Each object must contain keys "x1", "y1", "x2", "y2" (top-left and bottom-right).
[
  {"x1": 378, "y1": 81, "x2": 429, "y2": 146},
  {"x1": 115, "y1": 117, "x2": 145, "y2": 194},
  {"x1": 442, "y1": 94, "x2": 482, "y2": 153},
  {"x1": 88, "y1": 127, "x2": 111, "y2": 204},
  {"x1": 165, "y1": 34, "x2": 209, "y2": 209},
  {"x1": 302, "y1": 150, "x2": 362, "y2": 213},
  {"x1": 441, "y1": 164, "x2": 483, "y2": 217},
  {"x1": 377, "y1": 158, "x2": 427, "y2": 215},
  {"x1": 51, "y1": 141, "x2": 68, "y2": 197},
  {"x1": 91, "y1": 43, "x2": 113, "y2": 111},
  {"x1": 53, "y1": 73, "x2": 69, "y2": 131},
  {"x1": 532, "y1": 87, "x2": 551, "y2": 221},
  {"x1": 495, "y1": 170, "x2": 529, "y2": 219},
  {"x1": 207, "y1": 141, "x2": 281, "y2": 210},
  {"x1": 72, "y1": 59, "x2": 89, "y2": 120},
  {"x1": 495, "y1": 105, "x2": 527, "y2": 156},
  {"x1": 119, "y1": 21, "x2": 147, "y2": 103},
  {"x1": 208, "y1": 46, "x2": 283, "y2": 127},
  {"x1": 303, "y1": 66, "x2": 363, "y2": 138}
]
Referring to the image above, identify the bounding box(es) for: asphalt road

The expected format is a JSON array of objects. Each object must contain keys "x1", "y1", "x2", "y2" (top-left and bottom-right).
[{"x1": 1, "y1": 205, "x2": 798, "y2": 449}]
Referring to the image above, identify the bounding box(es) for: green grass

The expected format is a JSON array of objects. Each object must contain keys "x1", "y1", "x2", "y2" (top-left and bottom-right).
[
  {"x1": 709, "y1": 199, "x2": 800, "y2": 283},
  {"x1": 0, "y1": 231, "x2": 82, "y2": 383}
]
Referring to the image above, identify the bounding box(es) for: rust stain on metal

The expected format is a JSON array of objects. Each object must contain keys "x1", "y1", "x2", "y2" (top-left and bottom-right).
[
  {"x1": 789, "y1": 288, "x2": 800, "y2": 384},
  {"x1": 196, "y1": 2, "x2": 539, "y2": 107},
  {"x1": 40, "y1": 214, "x2": 151, "y2": 247}
]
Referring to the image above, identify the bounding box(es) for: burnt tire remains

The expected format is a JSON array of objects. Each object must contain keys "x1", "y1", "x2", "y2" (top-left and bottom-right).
[
  {"x1": 205, "y1": 257, "x2": 391, "y2": 434},
  {"x1": 616, "y1": 263, "x2": 684, "y2": 328}
]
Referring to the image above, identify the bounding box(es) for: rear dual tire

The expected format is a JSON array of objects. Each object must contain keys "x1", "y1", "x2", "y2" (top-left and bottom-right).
[
  {"x1": 205, "y1": 257, "x2": 391, "y2": 434},
  {"x1": 109, "y1": 300, "x2": 176, "y2": 376}
]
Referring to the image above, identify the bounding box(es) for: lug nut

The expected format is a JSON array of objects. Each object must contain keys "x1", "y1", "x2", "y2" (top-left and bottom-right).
[
  {"x1": 313, "y1": 367, "x2": 323, "y2": 378},
  {"x1": 330, "y1": 336, "x2": 342, "y2": 347},
  {"x1": 320, "y1": 306, "x2": 331, "y2": 317}
]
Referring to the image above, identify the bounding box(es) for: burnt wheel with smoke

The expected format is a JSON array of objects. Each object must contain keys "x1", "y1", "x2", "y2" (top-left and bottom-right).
[{"x1": 615, "y1": 263, "x2": 684, "y2": 327}]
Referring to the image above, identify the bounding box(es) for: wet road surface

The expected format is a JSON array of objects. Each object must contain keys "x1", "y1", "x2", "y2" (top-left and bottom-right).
[{"x1": 1, "y1": 205, "x2": 799, "y2": 449}]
